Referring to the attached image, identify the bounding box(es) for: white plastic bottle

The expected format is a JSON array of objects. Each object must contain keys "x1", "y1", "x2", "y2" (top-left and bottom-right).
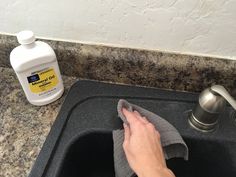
[{"x1": 10, "y1": 30, "x2": 64, "y2": 106}]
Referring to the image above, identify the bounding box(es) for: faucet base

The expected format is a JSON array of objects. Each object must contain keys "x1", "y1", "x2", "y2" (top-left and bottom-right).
[{"x1": 189, "y1": 113, "x2": 218, "y2": 132}]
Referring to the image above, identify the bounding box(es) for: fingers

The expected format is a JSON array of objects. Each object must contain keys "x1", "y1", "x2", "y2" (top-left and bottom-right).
[
  {"x1": 123, "y1": 123, "x2": 130, "y2": 144},
  {"x1": 133, "y1": 111, "x2": 149, "y2": 124},
  {"x1": 122, "y1": 108, "x2": 138, "y2": 124},
  {"x1": 122, "y1": 108, "x2": 150, "y2": 126}
]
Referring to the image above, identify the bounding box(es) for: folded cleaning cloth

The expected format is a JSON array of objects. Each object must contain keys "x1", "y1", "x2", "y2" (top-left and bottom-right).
[{"x1": 113, "y1": 99, "x2": 188, "y2": 177}]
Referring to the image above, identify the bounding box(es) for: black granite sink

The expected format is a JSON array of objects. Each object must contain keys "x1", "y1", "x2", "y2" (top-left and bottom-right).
[{"x1": 29, "y1": 80, "x2": 236, "y2": 177}]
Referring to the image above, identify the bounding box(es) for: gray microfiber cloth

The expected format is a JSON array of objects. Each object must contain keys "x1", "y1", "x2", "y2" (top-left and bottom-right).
[{"x1": 113, "y1": 99, "x2": 189, "y2": 177}]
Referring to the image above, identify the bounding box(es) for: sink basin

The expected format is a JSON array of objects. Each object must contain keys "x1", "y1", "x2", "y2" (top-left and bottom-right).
[
  {"x1": 167, "y1": 138, "x2": 236, "y2": 177},
  {"x1": 29, "y1": 80, "x2": 236, "y2": 177},
  {"x1": 56, "y1": 131, "x2": 236, "y2": 177},
  {"x1": 57, "y1": 131, "x2": 114, "y2": 177}
]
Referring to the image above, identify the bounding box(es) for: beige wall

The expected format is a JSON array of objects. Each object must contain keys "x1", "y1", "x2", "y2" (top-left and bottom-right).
[{"x1": 1, "y1": 0, "x2": 236, "y2": 59}]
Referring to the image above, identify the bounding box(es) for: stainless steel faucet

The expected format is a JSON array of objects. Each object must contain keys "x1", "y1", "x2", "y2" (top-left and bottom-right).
[{"x1": 189, "y1": 85, "x2": 236, "y2": 132}]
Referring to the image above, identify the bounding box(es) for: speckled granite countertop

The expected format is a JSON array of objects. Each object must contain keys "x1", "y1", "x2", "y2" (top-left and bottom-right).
[
  {"x1": 1, "y1": 34, "x2": 236, "y2": 93},
  {"x1": 0, "y1": 67, "x2": 77, "y2": 177}
]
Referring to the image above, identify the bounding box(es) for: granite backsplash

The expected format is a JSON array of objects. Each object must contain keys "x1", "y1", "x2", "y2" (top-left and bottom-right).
[{"x1": 1, "y1": 34, "x2": 236, "y2": 94}]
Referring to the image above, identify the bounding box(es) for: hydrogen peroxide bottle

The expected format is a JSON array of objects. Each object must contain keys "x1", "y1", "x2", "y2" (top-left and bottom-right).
[{"x1": 10, "y1": 30, "x2": 64, "y2": 106}]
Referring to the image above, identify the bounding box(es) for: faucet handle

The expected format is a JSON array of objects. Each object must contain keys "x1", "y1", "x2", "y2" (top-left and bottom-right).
[{"x1": 211, "y1": 85, "x2": 236, "y2": 110}]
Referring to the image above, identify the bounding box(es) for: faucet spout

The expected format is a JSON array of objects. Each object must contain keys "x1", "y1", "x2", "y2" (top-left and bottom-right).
[{"x1": 211, "y1": 85, "x2": 236, "y2": 110}]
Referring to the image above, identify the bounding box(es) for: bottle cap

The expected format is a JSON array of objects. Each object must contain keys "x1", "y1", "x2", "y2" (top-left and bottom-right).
[{"x1": 17, "y1": 30, "x2": 36, "y2": 45}]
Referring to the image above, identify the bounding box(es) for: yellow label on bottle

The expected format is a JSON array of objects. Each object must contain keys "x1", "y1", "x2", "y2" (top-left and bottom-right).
[{"x1": 27, "y1": 68, "x2": 58, "y2": 93}]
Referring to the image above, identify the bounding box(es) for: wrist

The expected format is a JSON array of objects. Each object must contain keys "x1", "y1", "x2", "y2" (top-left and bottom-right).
[{"x1": 137, "y1": 167, "x2": 175, "y2": 177}]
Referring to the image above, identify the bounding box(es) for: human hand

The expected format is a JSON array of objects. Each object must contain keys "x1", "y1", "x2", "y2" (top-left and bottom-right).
[{"x1": 122, "y1": 108, "x2": 175, "y2": 177}]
